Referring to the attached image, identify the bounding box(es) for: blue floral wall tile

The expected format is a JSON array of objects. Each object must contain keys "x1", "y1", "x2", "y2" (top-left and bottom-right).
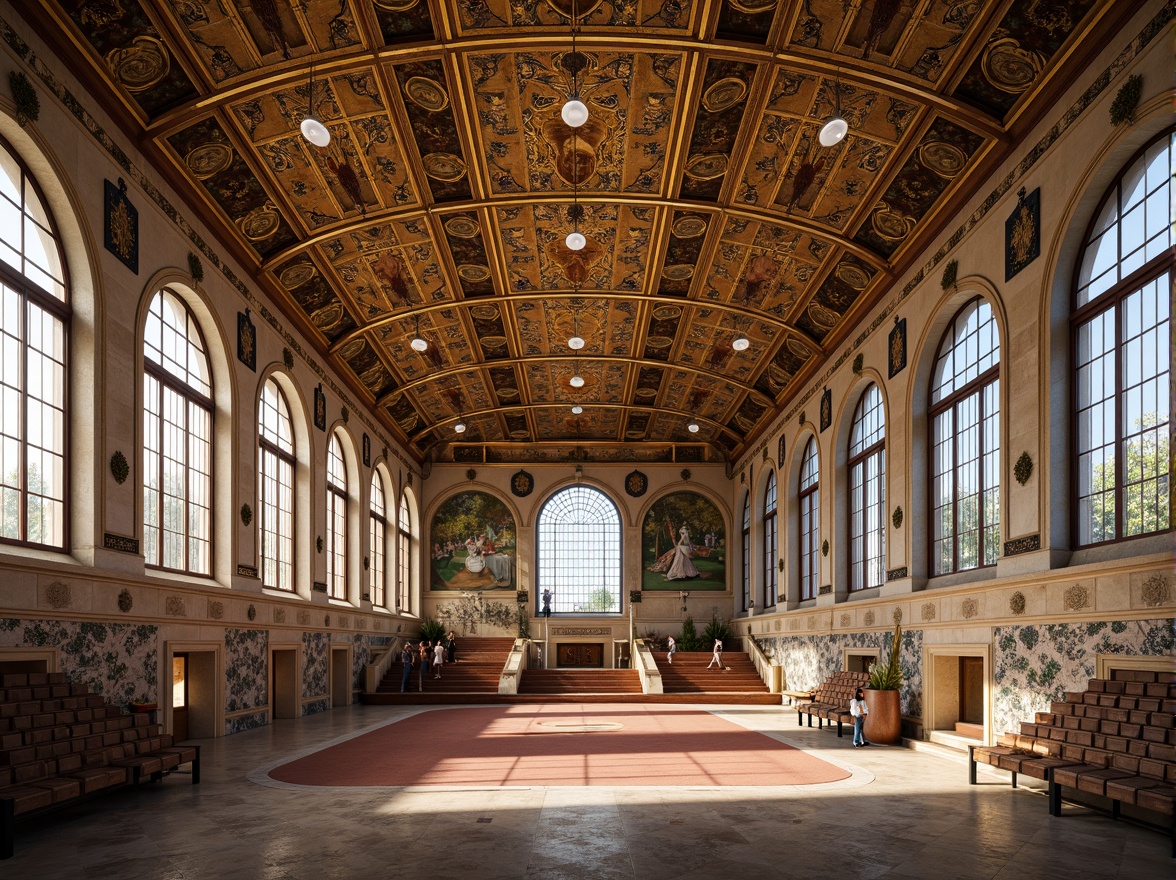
[
  {"x1": 0, "y1": 618, "x2": 158, "y2": 707},
  {"x1": 226, "y1": 711, "x2": 268, "y2": 735},
  {"x1": 225, "y1": 628, "x2": 268, "y2": 712},
  {"x1": 302, "y1": 631, "x2": 329, "y2": 699},
  {"x1": 993, "y1": 618, "x2": 1172, "y2": 733}
]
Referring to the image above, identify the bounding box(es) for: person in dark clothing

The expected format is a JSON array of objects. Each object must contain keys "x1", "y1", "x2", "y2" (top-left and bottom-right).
[
  {"x1": 400, "y1": 644, "x2": 413, "y2": 692},
  {"x1": 542, "y1": 589, "x2": 553, "y2": 618},
  {"x1": 418, "y1": 641, "x2": 431, "y2": 691},
  {"x1": 446, "y1": 631, "x2": 457, "y2": 664}
]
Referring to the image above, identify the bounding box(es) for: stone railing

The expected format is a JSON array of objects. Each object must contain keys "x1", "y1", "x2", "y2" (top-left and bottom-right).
[
  {"x1": 633, "y1": 639, "x2": 663, "y2": 694},
  {"x1": 746, "y1": 634, "x2": 782, "y2": 693},
  {"x1": 498, "y1": 638, "x2": 528, "y2": 694}
]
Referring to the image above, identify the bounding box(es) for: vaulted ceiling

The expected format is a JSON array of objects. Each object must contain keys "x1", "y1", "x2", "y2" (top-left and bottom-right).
[{"x1": 25, "y1": 0, "x2": 1124, "y2": 465}]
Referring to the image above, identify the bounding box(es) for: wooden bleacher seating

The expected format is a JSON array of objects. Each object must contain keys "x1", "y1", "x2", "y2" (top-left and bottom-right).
[
  {"x1": 796, "y1": 671, "x2": 869, "y2": 737},
  {"x1": 969, "y1": 668, "x2": 1175, "y2": 856},
  {"x1": 0, "y1": 671, "x2": 200, "y2": 859}
]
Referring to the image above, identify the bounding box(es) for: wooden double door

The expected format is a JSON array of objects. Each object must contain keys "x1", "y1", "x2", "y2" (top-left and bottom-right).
[{"x1": 557, "y1": 643, "x2": 604, "y2": 668}]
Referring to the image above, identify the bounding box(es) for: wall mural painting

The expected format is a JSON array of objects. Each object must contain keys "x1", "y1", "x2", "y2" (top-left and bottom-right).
[
  {"x1": 430, "y1": 491, "x2": 516, "y2": 590},
  {"x1": 642, "y1": 491, "x2": 725, "y2": 591}
]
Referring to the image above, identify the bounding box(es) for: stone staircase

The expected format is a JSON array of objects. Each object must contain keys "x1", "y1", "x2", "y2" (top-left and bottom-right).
[
  {"x1": 363, "y1": 637, "x2": 516, "y2": 704},
  {"x1": 654, "y1": 651, "x2": 772, "y2": 695},
  {"x1": 518, "y1": 669, "x2": 642, "y2": 696}
]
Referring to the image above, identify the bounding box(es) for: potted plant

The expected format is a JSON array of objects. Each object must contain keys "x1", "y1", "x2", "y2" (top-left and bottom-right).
[{"x1": 864, "y1": 623, "x2": 903, "y2": 744}]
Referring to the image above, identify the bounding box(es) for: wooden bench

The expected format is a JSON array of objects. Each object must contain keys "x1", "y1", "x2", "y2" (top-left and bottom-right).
[
  {"x1": 969, "y1": 669, "x2": 1175, "y2": 857},
  {"x1": 796, "y1": 671, "x2": 869, "y2": 738},
  {"x1": 0, "y1": 672, "x2": 200, "y2": 859}
]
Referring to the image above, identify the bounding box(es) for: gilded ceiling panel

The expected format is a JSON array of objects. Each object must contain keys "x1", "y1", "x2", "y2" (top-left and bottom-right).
[
  {"x1": 440, "y1": 211, "x2": 497, "y2": 298},
  {"x1": 662, "y1": 368, "x2": 741, "y2": 427},
  {"x1": 705, "y1": 217, "x2": 826, "y2": 321},
  {"x1": 269, "y1": 254, "x2": 357, "y2": 343},
  {"x1": 953, "y1": 0, "x2": 1099, "y2": 118},
  {"x1": 166, "y1": 116, "x2": 299, "y2": 259},
  {"x1": 390, "y1": 60, "x2": 472, "y2": 202},
  {"x1": 537, "y1": 406, "x2": 623, "y2": 442},
  {"x1": 715, "y1": 0, "x2": 778, "y2": 43},
  {"x1": 58, "y1": 0, "x2": 197, "y2": 115},
  {"x1": 455, "y1": 0, "x2": 696, "y2": 31},
  {"x1": 657, "y1": 211, "x2": 712, "y2": 297},
  {"x1": 680, "y1": 58, "x2": 759, "y2": 201},
  {"x1": 379, "y1": 307, "x2": 478, "y2": 380},
  {"x1": 371, "y1": 0, "x2": 435, "y2": 42},
  {"x1": 524, "y1": 360, "x2": 629, "y2": 406},
  {"x1": 793, "y1": 254, "x2": 877, "y2": 345},
  {"x1": 336, "y1": 338, "x2": 398, "y2": 401},
  {"x1": 316, "y1": 218, "x2": 442, "y2": 319},
  {"x1": 753, "y1": 332, "x2": 815, "y2": 401},
  {"x1": 165, "y1": 0, "x2": 362, "y2": 81},
  {"x1": 468, "y1": 50, "x2": 682, "y2": 196}
]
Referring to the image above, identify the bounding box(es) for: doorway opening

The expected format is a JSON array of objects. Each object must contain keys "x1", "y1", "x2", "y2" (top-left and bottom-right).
[
  {"x1": 926, "y1": 645, "x2": 990, "y2": 747},
  {"x1": 330, "y1": 646, "x2": 352, "y2": 707},
  {"x1": 271, "y1": 647, "x2": 299, "y2": 720},
  {"x1": 166, "y1": 642, "x2": 222, "y2": 739},
  {"x1": 172, "y1": 653, "x2": 189, "y2": 741},
  {"x1": 844, "y1": 650, "x2": 879, "y2": 675},
  {"x1": 0, "y1": 649, "x2": 56, "y2": 676}
]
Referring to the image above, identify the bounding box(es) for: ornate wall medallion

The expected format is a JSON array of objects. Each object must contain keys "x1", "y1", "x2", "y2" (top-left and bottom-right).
[
  {"x1": 282, "y1": 347, "x2": 294, "y2": 370},
  {"x1": 888, "y1": 317, "x2": 906, "y2": 377},
  {"x1": 892, "y1": 506, "x2": 903, "y2": 529},
  {"x1": 118, "y1": 589, "x2": 133, "y2": 613},
  {"x1": 104, "y1": 178, "x2": 138, "y2": 273},
  {"x1": 237, "y1": 309, "x2": 256, "y2": 371},
  {"x1": 1009, "y1": 591, "x2": 1026, "y2": 615},
  {"x1": 1014, "y1": 451, "x2": 1033, "y2": 485},
  {"x1": 941, "y1": 259, "x2": 958, "y2": 290},
  {"x1": 1006, "y1": 187, "x2": 1040, "y2": 280},
  {"x1": 961, "y1": 598, "x2": 978, "y2": 619},
  {"x1": 44, "y1": 581, "x2": 71, "y2": 609},
  {"x1": 625, "y1": 470, "x2": 648, "y2": 497},
  {"x1": 247, "y1": 604, "x2": 257, "y2": 621},
  {"x1": 511, "y1": 470, "x2": 534, "y2": 497},
  {"x1": 187, "y1": 251, "x2": 204, "y2": 283},
  {"x1": 110, "y1": 450, "x2": 130, "y2": 484},
  {"x1": 208, "y1": 600, "x2": 224, "y2": 620},
  {"x1": 1141, "y1": 574, "x2": 1169, "y2": 607},
  {"x1": 165, "y1": 596, "x2": 187, "y2": 617},
  {"x1": 892, "y1": 607, "x2": 902, "y2": 624},
  {"x1": 1063, "y1": 584, "x2": 1089, "y2": 612},
  {"x1": 240, "y1": 503, "x2": 252, "y2": 526},
  {"x1": 819, "y1": 387, "x2": 832, "y2": 432},
  {"x1": 921, "y1": 603, "x2": 936, "y2": 622},
  {"x1": 8, "y1": 71, "x2": 40, "y2": 127},
  {"x1": 1110, "y1": 74, "x2": 1143, "y2": 126}
]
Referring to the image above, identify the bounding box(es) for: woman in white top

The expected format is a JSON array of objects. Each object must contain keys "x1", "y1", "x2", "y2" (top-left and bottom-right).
[
  {"x1": 850, "y1": 686, "x2": 869, "y2": 747},
  {"x1": 666, "y1": 636, "x2": 677, "y2": 665},
  {"x1": 433, "y1": 641, "x2": 445, "y2": 679},
  {"x1": 706, "y1": 639, "x2": 723, "y2": 669}
]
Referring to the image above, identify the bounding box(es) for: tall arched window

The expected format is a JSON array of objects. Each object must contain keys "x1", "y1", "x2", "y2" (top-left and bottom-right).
[
  {"x1": 0, "y1": 139, "x2": 68, "y2": 549},
  {"x1": 326, "y1": 432, "x2": 347, "y2": 600},
  {"x1": 848, "y1": 384, "x2": 885, "y2": 591},
  {"x1": 369, "y1": 470, "x2": 387, "y2": 608},
  {"x1": 537, "y1": 485, "x2": 621, "y2": 614},
  {"x1": 259, "y1": 378, "x2": 295, "y2": 591},
  {"x1": 143, "y1": 289, "x2": 212, "y2": 574},
  {"x1": 762, "y1": 472, "x2": 777, "y2": 607},
  {"x1": 1074, "y1": 130, "x2": 1172, "y2": 546},
  {"x1": 798, "y1": 438, "x2": 820, "y2": 600},
  {"x1": 930, "y1": 298, "x2": 1000, "y2": 574},
  {"x1": 740, "y1": 493, "x2": 750, "y2": 612},
  {"x1": 397, "y1": 491, "x2": 411, "y2": 611}
]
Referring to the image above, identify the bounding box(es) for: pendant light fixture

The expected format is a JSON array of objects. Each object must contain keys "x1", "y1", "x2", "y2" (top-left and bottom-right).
[
  {"x1": 453, "y1": 416, "x2": 467, "y2": 434},
  {"x1": 570, "y1": 372, "x2": 585, "y2": 389},
  {"x1": 409, "y1": 313, "x2": 428, "y2": 352},
  {"x1": 567, "y1": 303, "x2": 585, "y2": 350},
  {"x1": 565, "y1": 133, "x2": 586, "y2": 251},
  {"x1": 571, "y1": 405, "x2": 583, "y2": 415},
  {"x1": 300, "y1": 66, "x2": 331, "y2": 148},
  {"x1": 561, "y1": 0, "x2": 588, "y2": 128},
  {"x1": 818, "y1": 71, "x2": 848, "y2": 147}
]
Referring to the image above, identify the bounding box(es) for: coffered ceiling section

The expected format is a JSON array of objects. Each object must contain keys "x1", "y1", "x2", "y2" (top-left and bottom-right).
[{"x1": 31, "y1": 0, "x2": 1117, "y2": 463}]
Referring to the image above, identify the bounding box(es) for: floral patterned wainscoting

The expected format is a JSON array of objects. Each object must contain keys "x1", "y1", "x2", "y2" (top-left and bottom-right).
[
  {"x1": 993, "y1": 618, "x2": 1174, "y2": 735},
  {"x1": 302, "y1": 631, "x2": 329, "y2": 715},
  {"x1": 0, "y1": 618, "x2": 158, "y2": 707},
  {"x1": 225, "y1": 628, "x2": 269, "y2": 734},
  {"x1": 759, "y1": 629, "x2": 924, "y2": 718}
]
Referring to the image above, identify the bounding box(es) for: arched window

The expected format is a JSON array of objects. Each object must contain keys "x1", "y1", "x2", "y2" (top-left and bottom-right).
[
  {"x1": 326, "y1": 432, "x2": 347, "y2": 600},
  {"x1": 740, "y1": 493, "x2": 750, "y2": 612},
  {"x1": 369, "y1": 470, "x2": 387, "y2": 607},
  {"x1": 0, "y1": 139, "x2": 68, "y2": 549},
  {"x1": 762, "y1": 472, "x2": 777, "y2": 607},
  {"x1": 537, "y1": 485, "x2": 621, "y2": 614},
  {"x1": 397, "y1": 491, "x2": 411, "y2": 611},
  {"x1": 259, "y1": 378, "x2": 295, "y2": 591},
  {"x1": 1074, "y1": 130, "x2": 1172, "y2": 546},
  {"x1": 848, "y1": 384, "x2": 885, "y2": 591},
  {"x1": 930, "y1": 298, "x2": 1000, "y2": 574},
  {"x1": 143, "y1": 289, "x2": 212, "y2": 574},
  {"x1": 798, "y1": 438, "x2": 819, "y2": 600}
]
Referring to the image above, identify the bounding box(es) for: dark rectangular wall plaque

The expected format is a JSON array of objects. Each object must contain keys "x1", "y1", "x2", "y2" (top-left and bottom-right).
[
  {"x1": 104, "y1": 178, "x2": 138, "y2": 273},
  {"x1": 1003, "y1": 534, "x2": 1040, "y2": 556},
  {"x1": 104, "y1": 532, "x2": 139, "y2": 554},
  {"x1": 1005, "y1": 187, "x2": 1041, "y2": 280}
]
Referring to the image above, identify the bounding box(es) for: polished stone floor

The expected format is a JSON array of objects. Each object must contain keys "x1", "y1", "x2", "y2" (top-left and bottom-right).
[{"x1": 12, "y1": 703, "x2": 1171, "y2": 879}]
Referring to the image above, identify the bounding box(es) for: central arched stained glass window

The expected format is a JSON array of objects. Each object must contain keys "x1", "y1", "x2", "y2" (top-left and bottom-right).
[{"x1": 537, "y1": 485, "x2": 621, "y2": 614}]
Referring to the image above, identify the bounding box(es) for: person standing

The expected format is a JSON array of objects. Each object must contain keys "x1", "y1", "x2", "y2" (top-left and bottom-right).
[
  {"x1": 666, "y1": 636, "x2": 677, "y2": 665},
  {"x1": 446, "y1": 630, "x2": 457, "y2": 664},
  {"x1": 400, "y1": 643, "x2": 414, "y2": 692},
  {"x1": 707, "y1": 639, "x2": 723, "y2": 669},
  {"x1": 433, "y1": 640, "x2": 445, "y2": 679},
  {"x1": 542, "y1": 589, "x2": 553, "y2": 618},
  {"x1": 850, "y1": 687, "x2": 870, "y2": 747},
  {"x1": 418, "y1": 641, "x2": 431, "y2": 691}
]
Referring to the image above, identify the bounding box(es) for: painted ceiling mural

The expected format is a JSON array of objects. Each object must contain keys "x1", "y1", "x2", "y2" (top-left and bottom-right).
[{"x1": 28, "y1": 0, "x2": 1124, "y2": 463}]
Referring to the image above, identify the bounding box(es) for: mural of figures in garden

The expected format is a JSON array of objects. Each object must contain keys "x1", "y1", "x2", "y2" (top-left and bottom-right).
[
  {"x1": 430, "y1": 491, "x2": 516, "y2": 590},
  {"x1": 642, "y1": 491, "x2": 725, "y2": 591}
]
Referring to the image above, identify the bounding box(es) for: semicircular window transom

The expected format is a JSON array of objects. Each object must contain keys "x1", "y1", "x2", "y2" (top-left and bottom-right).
[{"x1": 537, "y1": 485, "x2": 621, "y2": 614}]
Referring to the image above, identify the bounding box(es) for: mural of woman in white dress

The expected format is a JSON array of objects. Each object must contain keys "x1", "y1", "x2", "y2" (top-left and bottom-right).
[{"x1": 665, "y1": 524, "x2": 700, "y2": 580}]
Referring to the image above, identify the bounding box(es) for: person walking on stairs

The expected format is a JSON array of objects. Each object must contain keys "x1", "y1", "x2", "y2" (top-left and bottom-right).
[
  {"x1": 666, "y1": 636, "x2": 676, "y2": 665},
  {"x1": 433, "y1": 641, "x2": 445, "y2": 679},
  {"x1": 400, "y1": 643, "x2": 414, "y2": 692},
  {"x1": 419, "y1": 641, "x2": 431, "y2": 691},
  {"x1": 707, "y1": 639, "x2": 724, "y2": 669}
]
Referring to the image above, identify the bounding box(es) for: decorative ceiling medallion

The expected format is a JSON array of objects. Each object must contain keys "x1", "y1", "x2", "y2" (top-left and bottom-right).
[
  {"x1": 238, "y1": 202, "x2": 281, "y2": 241},
  {"x1": 786, "y1": 337, "x2": 812, "y2": 358},
  {"x1": 807, "y1": 302, "x2": 837, "y2": 330},
  {"x1": 184, "y1": 143, "x2": 232, "y2": 180},
  {"x1": 444, "y1": 215, "x2": 480, "y2": 238},
  {"x1": 496, "y1": 386, "x2": 520, "y2": 399},
  {"x1": 835, "y1": 262, "x2": 871, "y2": 290},
  {"x1": 729, "y1": 0, "x2": 777, "y2": 12},
  {"x1": 918, "y1": 141, "x2": 967, "y2": 179},
  {"x1": 653, "y1": 304, "x2": 682, "y2": 320},
  {"x1": 624, "y1": 470, "x2": 648, "y2": 497},
  {"x1": 645, "y1": 335, "x2": 673, "y2": 349},
  {"x1": 662, "y1": 264, "x2": 694, "y2": 281},
  {"x1": 634, "y1": 387, "x2": 657, "y2": 399},
  {"x1": 983, "y1": 38, "x2": 1044, "y2": 94},
  {"x1": 870, "y1": 204, "x2": 915, "y2": 242},
  {"x1": 672, "y1": 215, "x2": 707, "y2": 238},
  {"x1": 684, "y1": 153, "x2": 728, "y2": 181},
  {"x1": 404, "y1": 76, "x2": 449, "y2": 113},
  {"x1": 480, "y1": 335, "x2": 508, "y2": 351},
  {"x1": 338, "y1": 339, "x2": 365, "y2": 361},
  {"x1": 106, "y1": 36, "x2": 169, "y2": 92},
  {"x1": 312, "y1": 302, "x2": 344, "y2": 330},
  {"x1": 470, "y1": 303, "x2": 500, "y2": 319},
  {"x1": 545, "y1": 0, "x2": 606, "y2": 20},
  {"x1": 702, "y1": 77, "x2": 748, "y2": 113},
  {"x1": 422, "y1": 152, "x2": 467, "y2": 182},
  {"x1": 457, "y1": 264, "x2": 491, "y2": 282},
  {"x1": 279, "y1": 263, "x2": 315, "y2": 288},
  {"x1": 374, "y1": 0, "x2": 421, "y2": 9},
  {"x1": 509, "y1": 428, "x2": 529, "y2": 439}
]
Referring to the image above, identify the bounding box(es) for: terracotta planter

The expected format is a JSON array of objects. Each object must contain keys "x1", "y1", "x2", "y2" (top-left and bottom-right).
[{"x1": 863, "y1": 688, "x2": 901, "y2": 744}]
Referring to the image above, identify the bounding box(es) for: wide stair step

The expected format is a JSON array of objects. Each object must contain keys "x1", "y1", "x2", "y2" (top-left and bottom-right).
[
  {"x1": 369, "y1": 637, "x2": 517, "y2": 698},
  {"x1": 652, "y1": 652, "x2": 770, "y2": 694},
  {"x1": 518, "y1": 670, "x2": 641, "y2": 695}
]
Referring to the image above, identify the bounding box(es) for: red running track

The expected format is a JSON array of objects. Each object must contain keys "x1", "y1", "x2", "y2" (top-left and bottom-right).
[{"x1": 269, "y1": 704, "x2": 850, "y2": 788}]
